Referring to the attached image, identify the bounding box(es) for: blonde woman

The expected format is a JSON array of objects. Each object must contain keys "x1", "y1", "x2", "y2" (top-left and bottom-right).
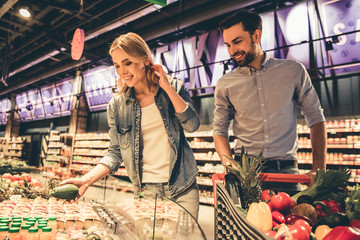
[{"x1": 61, "y1": 32, "x2": 200, "y2": 220}]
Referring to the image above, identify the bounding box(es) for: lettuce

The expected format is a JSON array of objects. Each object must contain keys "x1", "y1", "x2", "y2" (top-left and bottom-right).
[
  {"x1": 346, "y1": 184, "x2": 360, "y2": 221},
  {"x1": 291, "y1": 169, "x2": 350, "y2": 202}
]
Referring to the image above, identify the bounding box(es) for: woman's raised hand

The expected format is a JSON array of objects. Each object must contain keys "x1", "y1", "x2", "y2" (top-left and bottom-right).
[{"x1": 151, "y1": 64, "x2": 171, "y2": 90}]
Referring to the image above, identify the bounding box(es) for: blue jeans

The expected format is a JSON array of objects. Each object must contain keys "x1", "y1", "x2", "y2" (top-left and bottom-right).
[{"x1": 142, "y1": 181, "x2": 199, "y2": 221}]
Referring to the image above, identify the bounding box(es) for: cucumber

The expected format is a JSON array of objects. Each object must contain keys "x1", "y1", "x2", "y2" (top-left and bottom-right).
[
  {"x1": 86, "y1": 233, "x2": 101, "y2": 240},
  {"x1": 49, "y1": 184, "x2": 79, "y2": 200}
]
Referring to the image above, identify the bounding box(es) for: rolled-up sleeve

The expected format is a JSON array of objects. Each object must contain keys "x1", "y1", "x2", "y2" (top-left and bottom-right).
[
  {"x1": 296, "y1": 63, "x2": 325, "y2": 127},
  {"x1": 174, "y1": 81, "x2": 200, "y2": 133},
  {"x1": 213, "y1": 81, "x2": 234, "y2": 139},
  {"x1": 98, "y1": 98, "x2": 123, "y2": 173}
]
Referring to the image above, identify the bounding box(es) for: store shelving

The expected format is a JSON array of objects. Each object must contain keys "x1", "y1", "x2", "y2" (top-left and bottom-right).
[
  {"x1": 297, "y1": 119, "x2": 360, "y2": 183},
  {"x1": 44, "y1": 131, "x2": 62, "y2": 166},
  {"x1": 70, "y1": 132, "x2": 128, "y2": 182},
  {"x1": 71, "y1": 132, "x2": 110, "y2": 172},
  {"x1": 185, "y1": 118, "x2": 360, "y2": 205},
  {"x1": 3, "y1": 136, "x2": 31, "y2": 162}
]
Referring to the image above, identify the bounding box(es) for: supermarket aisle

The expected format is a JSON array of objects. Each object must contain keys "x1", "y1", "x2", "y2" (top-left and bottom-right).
[{"x1": 198, "y1": 205, "x2": 215, "y2": 240}]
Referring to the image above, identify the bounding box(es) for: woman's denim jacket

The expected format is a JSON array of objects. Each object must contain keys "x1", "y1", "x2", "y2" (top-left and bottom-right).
[{"x1": 98, "y1": 78, "x2": 200, "y2": 197}]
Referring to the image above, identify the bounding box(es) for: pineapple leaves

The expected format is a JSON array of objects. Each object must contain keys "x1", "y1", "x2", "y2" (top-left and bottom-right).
[{"x1": 223, "y1": 147, "x2": 265, "y2": 209}]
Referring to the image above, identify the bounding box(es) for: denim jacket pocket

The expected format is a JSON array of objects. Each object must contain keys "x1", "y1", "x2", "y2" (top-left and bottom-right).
[{"x1": 117, "y1": 124, "x2": 131, "y2": 150}]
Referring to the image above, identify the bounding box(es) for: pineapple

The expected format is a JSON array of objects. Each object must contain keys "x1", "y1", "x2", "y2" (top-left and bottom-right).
[{"x1": 224, "y1": 146, "x2": 264, "y2": 209}]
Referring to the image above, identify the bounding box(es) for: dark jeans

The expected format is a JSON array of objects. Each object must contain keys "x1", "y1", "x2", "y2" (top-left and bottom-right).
[{"x1": 234, "y1": 155, "x2": 302, "y2": 196}]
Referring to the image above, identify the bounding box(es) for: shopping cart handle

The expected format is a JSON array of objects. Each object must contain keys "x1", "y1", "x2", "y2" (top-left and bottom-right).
[
  {"x1": 211, "y1": 173, "x2": 310, "y2": 184},
  {"x1": 259, "y1": 173, "x2": 310, "y2": 184}
]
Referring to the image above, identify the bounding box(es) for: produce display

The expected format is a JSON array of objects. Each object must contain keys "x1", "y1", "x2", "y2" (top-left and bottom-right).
[
  {"x1": 0, "y1": 173, "x2": 118, "y2": 239},
  {"x1": 223, "y1": 148, "x2": 360, "y2": 240}
]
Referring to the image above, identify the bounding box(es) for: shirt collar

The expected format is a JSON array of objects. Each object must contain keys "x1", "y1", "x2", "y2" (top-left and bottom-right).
[
  {"x1": 124, "y1": 85, "x2": 161, "y2": 103},
  {"x1": 237, "y1": 52, "x2": 270, "y2": 73}
]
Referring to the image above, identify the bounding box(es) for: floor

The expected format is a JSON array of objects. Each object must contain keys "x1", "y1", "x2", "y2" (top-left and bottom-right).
[{"x1": 198, "y1": 205, "x2": 215, "y2": 240}]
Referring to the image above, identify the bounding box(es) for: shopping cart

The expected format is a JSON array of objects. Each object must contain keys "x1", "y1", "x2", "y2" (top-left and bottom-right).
[{"x1": 212, "y1": 173, "x2": 310, "y2": 240}]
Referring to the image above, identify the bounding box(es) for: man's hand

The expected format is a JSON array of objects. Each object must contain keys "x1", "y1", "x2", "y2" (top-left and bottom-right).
[{"x1": 304, "y1": 169, "x2": 317, "y2": 185}]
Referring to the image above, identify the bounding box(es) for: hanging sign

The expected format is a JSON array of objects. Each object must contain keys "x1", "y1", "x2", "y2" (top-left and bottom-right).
[
  {"x1": 71, "y1": 28, "x2": 85, "y2": 60},
  {"x1": 145, "y1": 0, "x2": 167, "y2": 7}
]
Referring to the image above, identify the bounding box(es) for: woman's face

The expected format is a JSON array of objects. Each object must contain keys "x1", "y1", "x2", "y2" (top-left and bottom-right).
[{"x1": 111, "y1": 48, "x2": 147, "y2": 88}]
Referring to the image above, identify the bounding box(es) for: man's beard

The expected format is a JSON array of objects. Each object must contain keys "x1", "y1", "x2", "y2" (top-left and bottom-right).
[{"x1": 232, "y1": 40, "x2": 256, "y2": 67}]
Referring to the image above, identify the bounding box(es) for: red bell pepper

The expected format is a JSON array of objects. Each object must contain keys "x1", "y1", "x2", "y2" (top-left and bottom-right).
[
  {"x1": 323, "y1": 226, "x2": 360, "y2": 240},
  {"x1": 285, "y1": 214, "x2": 312, "y2": 226},
  {"x1": 272, "y1": 210, "x2": 285, "y2": 227},
  {"x1": 315, "y1": 200, "x2": 342, "y2": 218}
]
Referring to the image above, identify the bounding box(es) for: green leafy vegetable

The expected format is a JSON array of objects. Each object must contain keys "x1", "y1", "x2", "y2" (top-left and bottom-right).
[
  {"x1": 291, "y1": 169, "x2": 350, "y2": 202},
  {"x1": 345, "y1": 184, "x2": 360, "y2": 221}
]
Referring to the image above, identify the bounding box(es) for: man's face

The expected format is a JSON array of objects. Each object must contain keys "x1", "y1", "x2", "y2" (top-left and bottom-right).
[{"x1": 223, "y1": 23, "x2": 259, "y2": 67}]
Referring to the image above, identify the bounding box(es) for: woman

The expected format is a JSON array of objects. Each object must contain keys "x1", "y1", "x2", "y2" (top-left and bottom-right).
[{"x1": 61, "y1": 32, "x2": 200, "y2": 220}]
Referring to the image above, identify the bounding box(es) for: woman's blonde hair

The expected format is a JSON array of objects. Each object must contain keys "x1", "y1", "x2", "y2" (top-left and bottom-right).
[{"x1": 109, "y1": 32, "x2": 157, "y2": 94}]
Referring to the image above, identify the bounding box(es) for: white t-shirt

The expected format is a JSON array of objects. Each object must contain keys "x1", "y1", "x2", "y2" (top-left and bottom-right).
[{"x1": 140, "y1": 103, "x2": 171, "y2": 183}]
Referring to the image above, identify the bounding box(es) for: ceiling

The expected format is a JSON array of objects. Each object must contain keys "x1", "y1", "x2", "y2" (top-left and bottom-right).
[{"x1": 0, "y1": 0, "x2": 301, "y2": 97}]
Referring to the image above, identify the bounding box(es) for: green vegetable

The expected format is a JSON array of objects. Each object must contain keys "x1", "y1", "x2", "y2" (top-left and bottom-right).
[
  {"x1": 103, "y1": 236, "x2": 114, "y2": 240},
  {"x1": 86, "y1": 234, "x2": 101, "y2": 240},
  {"x1": 319, "y1": 212, "x2": 349, "y2": 228},
  {"x1": 345, "y1": 184, "x2": 360, "y2": 221},
  {"x1": 49, "y1": 184, "x2": 79, "y2": 200},
  {"x1": 291, "y1": 169, "x2": 350, "y2": 203}
]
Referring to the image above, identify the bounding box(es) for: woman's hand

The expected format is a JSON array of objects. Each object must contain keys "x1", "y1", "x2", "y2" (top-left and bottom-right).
[
  {"x1": 151, "y1": 64, "x2": 172, "y2": 91},
  {"x1": 60, "y1": 178, "x2": 89, "y2": 200}
]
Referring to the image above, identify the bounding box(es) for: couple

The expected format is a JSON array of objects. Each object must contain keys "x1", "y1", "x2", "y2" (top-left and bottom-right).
[{"x1": 61, "y1": 10, "x2": 326, "y2": 221}]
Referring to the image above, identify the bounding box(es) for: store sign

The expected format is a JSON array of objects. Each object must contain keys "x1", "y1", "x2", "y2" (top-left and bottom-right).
[
  {"x1": 0, "y1": 98, "x2": 10, "y2": 125},
  {"x1": 41, "y1": 78, "x2": 73, "y2": 118},
  {"x1": 318, "y1": 0, "x2": 360, "y2": 74},
  {"x1": 16, "y1": 92, "x2": 32, "y2": 122},
  {"x1": 152, "y1": 0, "x2": 359, "y2": 94},
  {"x1": 26, "y1": 89, "x2": 45, "y2": 121},
  {"x1": 83, "y1": 66, "x2": 116, "y2": 112}
]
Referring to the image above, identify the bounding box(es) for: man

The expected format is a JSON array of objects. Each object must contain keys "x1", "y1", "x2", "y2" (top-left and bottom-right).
[{"x1": 213, "y1": 10, "x2": 327, "y2": 193}]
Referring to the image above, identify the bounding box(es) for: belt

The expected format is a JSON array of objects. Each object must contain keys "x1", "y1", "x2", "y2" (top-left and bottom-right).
[{"x1": 263, "y1": 160, "x2": 297, "y2": 170}]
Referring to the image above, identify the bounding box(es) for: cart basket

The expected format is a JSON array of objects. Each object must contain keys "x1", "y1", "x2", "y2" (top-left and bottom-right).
[{"x1": 212, "y1": 173, "x2": 310, "y2": 240}]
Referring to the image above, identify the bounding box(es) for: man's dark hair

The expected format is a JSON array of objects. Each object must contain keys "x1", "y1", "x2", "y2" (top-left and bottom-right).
[{"x1": 219, "y1": 10, "x2": 262, "y2": 35}]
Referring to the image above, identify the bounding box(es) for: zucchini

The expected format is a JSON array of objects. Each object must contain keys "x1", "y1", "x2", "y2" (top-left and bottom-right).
[
  {"x1": 49, "y1": 184, "x2": 79, "y2": 200},
  {"x1": 86, "y1": 233, "x2": 101, "y2": 240}
]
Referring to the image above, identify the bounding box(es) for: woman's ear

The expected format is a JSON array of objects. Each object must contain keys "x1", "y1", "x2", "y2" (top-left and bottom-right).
[{"x1": 145, "y1": 60, "x2": 150, "y2": 66}]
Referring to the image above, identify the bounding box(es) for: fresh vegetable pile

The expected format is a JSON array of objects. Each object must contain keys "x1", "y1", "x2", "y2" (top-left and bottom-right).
[{"x1": 227, "y1": 168, "x2": 360, "y2": 240}]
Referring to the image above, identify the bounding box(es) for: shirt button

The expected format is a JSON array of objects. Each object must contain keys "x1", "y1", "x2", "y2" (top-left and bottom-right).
[
  {"x1": 261, "y1": 104, "x2": 264, "y2": 106},
  {"x1": 264, "y1": 149, "x2": 267, "y2": 151},
  {"x1": 264, "y1": 119, "x2": 267, "y2": 122},
  {"x1": 265, "y1": 135, "x2": 269, "y2": 138},
  {"x1": 256, "y1": 72, "x2": 259, "y2": 75},
  {"x1": 259, "y1": 88, "x2": 262, "y2": 90}
]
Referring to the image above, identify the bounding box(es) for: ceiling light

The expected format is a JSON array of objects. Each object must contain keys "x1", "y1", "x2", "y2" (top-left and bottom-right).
[{"x1": 19, "y1": 7, "x2": 31, "y2": 18}]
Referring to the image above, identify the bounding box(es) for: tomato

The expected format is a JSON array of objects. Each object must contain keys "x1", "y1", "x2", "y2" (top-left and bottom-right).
[
  {"x1": 288, "y1": 224, "x2": 310, "y2": 240},
  {"x1": 350, "y1": 219, "x2": 360, "y2": 229},
  {"x1": 21, "y1": 173, "x2": 32, "y2": 182},
  {"x1": 261, "y1": 189, "x2": 274, "y2": 201},
  {"x1": 30, "y1": 178, "x2": 41, "y2": 187},
  {"x1": 270, "y1": 192, "x2": 296, "y2": 212},
  {"x1": 15, "y1": 180, "x2": 24, "y2": 186},
  {"x1": 11, "y1": 174, "x2": 21, "y2": 182},
  {"x1": 2, "y1": 173, "x2": 12, "y2": 179},
  {"x1": 294, "y1": 219, "x2": 311, "y2": 235}
]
